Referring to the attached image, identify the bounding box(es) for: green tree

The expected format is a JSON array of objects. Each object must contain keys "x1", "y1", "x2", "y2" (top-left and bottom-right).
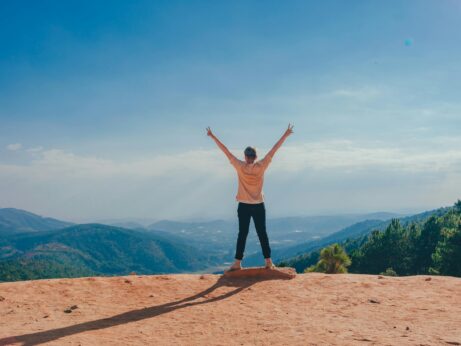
[
  {"x1": 350, "y1": 219, "x2": 408, "y2": 275},
  {"x1": 290, "y1": 201, "x2": 461, "y2": 278},
  {"x1": 454, "y1": 199, "x2": 461, "y2": 213},
  {"x1": 305, "y1": 243, "x2": 351, "y2": 274},
  {"x1": 413, "y1": 217, "x2": 441, "y2": 274},
  {"x1": 431, "y1": 223, "x2": 461, "y2": 276},
  {"x1": 380, "y1": 267, "x2": 397, "y2": 276}
]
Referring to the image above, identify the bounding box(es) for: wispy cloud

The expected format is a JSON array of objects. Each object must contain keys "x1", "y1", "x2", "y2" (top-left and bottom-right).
[
  {"x1": 1, "y1": 139, "x2": 460, "y2": 220},
  {"x1": 2, "y1": 139, "x2": 461, "y2": 181},
  {"x1": 23, "y1": 148, "x2": 232, "y2": 180},
  {"x1": 6, "y1": 143, "x2": 22, "y2": 151},
  {"x1": 330, "y1": 87, "x2": 381, "y2": 101},
  {"x1": 271, "y1": 140, "x2": 461, "y2": 174},
  {"x1": 26, "y1": 146, "x2": 44, "y2": 153}
]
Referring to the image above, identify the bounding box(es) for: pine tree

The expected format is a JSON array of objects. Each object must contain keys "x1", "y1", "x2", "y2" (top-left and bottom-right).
[
  {"x1": 431, "y1": 228, "x2": 461, "y2": 276},
  {"x1": 305, "y1": 243, "x2": 351, "y2": 274}
]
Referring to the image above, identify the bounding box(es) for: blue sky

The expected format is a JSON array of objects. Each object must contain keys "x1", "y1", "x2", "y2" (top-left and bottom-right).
[{"x1": 1, "y1": 1, "x2": 460, "y2": 221}]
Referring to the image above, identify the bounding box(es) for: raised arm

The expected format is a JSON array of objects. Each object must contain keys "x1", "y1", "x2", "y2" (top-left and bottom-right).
[
  {"x1": 206, "y1": 127, "x2": 237, "y2": 162},
  {"x1": 265, "y1": 124, "x2": 294, "y2": 159}
]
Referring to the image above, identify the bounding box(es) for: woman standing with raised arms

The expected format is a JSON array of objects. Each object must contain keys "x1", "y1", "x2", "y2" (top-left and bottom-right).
[{"x1": 207, "y1": 124, "x2": 294, "y2": 271}]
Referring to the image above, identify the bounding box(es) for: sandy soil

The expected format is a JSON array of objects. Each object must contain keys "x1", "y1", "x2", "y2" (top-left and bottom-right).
[{"x1": 1, "y1": 270, "x2": 460, "y2": 345}]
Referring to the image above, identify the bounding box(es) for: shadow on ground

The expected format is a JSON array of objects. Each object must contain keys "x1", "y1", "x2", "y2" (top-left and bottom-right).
[{"x1": 0, "y1": 273, "x2": 292, "y2": 346}]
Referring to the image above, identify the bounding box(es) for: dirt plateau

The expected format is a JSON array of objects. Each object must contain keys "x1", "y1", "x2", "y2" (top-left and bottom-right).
[{"x1": 1, "y1": 270, "x2": 460, "y2": 345}]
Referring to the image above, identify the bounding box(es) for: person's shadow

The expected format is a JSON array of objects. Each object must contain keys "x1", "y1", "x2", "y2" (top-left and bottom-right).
[{"x1": 0, "y1": 274, "x2": 290, "y2": 346}]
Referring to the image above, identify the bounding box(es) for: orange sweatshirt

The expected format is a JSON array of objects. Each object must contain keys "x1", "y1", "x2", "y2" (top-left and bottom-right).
[{"x1": 229, "y1": 154, "x2": 273, "y2": 204}]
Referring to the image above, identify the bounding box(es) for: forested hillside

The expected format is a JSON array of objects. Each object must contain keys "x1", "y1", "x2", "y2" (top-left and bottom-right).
[
  {"x1": 265, "y1": 207, "x2": 445, "y2": 267},
  {"x1": 349, "y1": 201, "x2": 461, "y2": 276},
  {"x1": 281, "y1": 201, "x2": 461, "y2": 277},
  {"x1": 0, "y1": 224, "x2": 220, "y2": 282}
]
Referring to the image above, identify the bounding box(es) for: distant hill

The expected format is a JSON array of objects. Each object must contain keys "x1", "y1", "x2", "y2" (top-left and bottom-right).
[
  {"x1": 0, "y1": 208, "x2": 411, "y2": 280},
  {"x1": 0, "y1": 208, "x2": 73, "y2": 235},
  {"x1": 245, "y1": 219, "x2": 385, "y2": 266},
  {"x1": 105, "y1": 221, "x2": 146, "y2": 230},
  {"x1": 149, "y1": 219, "x2": 236, "y2": 255},
  {"x1": 148, "y1": 212, "x2": 401, "y2": 255},
  {"x1": 244, "y1": 207, "x2": 448, "y2": 266},
  {"x1": 270, "y1": 207, "x2": 450, "y2": 270},
  {"x1": 0, "y1": 224, "x2": 220, "y2": 282}
]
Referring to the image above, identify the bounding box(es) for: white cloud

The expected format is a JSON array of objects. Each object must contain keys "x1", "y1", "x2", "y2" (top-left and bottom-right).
[
  {"x1": 330, "y1": 87, "x2": 381, "y2": 101},
  {"x1": 1, "y1": 139, "x2": 461, "y2": 181},
  {"x1": 270, "y1": 140, "x2": 461, "y2": 174},
  {"x1": 26, "y1": 146, "x2": 44, "y2": 153},
  {"x1": 6, "y1": 143, "x2": 22, "y2": 151},
  {"x1": 21, "y1": 148, "x2": 232, "y2": 180},
  {"x1": 0, "y1": 139, "x2": 460, "y2": 220}
]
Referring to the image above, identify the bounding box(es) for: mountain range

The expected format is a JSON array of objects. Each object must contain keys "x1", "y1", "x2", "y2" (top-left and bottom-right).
[
  {"x1": 144, "y1": 212, "x2": 401, "y2": 255},
  {"x1": 0, "y1": 207, "x2": 442, "y2": 281},
  {"x1": 0, "y1": 208, "x2": 73, "y2": 235},
  {"x1": 0, "y1": 223, "x2": 223, "y2": 282}
]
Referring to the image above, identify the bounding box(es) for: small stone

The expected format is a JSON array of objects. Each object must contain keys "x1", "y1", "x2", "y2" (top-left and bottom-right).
[
  {"x1": 378, "y1": 276, "x2": 384, "y2": 279},
  {"x1": 63, "y1": 305, "x2": 78, "y2": 313},
  {"x1": 124, "y1": 279, "x2": 131, "y2": 284},
  {"x1": 199, "y1": 275, "x2": 206, "y2": 280},
  {"x1": 425, "y1": 277, "x2": 432, "y2": 281},
  {"x1": 43, "y1": 315, "x2": 49, "y2": 318},
  {"x1": 0, "y1": 296, "x2": 5, "y2": 302},
  {"x1": 149, "y1": 295, "x2": 154, "y2": 298},
  {"x1": 406, "y1": 326, "x2": 410, "y2": 331},
  {"x1": 368, "y1": 299, "x2": 380, "y2": 304}
]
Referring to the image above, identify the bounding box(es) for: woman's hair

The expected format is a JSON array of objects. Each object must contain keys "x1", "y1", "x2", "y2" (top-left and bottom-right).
[{"x1": 244, "y1": 146, "x2": 257, "y2": 158}]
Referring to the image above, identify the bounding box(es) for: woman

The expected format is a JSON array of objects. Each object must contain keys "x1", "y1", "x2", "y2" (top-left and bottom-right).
[{"x1": 207, "y1": 124, "x2": 294, "y2": 271}]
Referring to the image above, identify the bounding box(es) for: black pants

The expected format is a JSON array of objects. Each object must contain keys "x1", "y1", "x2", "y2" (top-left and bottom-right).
[{"x1": 235, "y1": 202, "x2": 271, "y2": 260}]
